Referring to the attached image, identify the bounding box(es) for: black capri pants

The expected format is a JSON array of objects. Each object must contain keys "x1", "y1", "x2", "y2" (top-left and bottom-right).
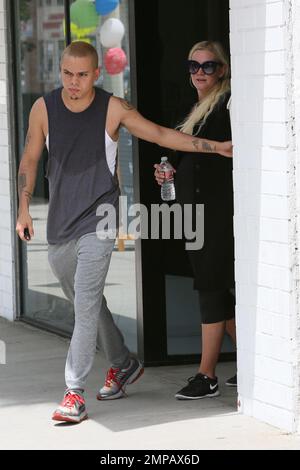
[{"x1": 198, "y1": 289, "x2": 235, "y2": 324}]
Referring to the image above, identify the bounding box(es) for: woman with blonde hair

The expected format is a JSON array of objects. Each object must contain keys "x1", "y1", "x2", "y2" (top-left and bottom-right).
[{"x1": 155, "y1": 40, "x2": 237, "y2": 399}]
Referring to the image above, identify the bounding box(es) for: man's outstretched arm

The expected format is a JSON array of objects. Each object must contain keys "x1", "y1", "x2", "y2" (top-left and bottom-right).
[{"x1": 109, "y1": 97, "x2": 232, "y2": 158}]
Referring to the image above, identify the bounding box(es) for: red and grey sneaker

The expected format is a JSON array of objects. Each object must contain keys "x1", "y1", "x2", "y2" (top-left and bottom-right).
[
  {"x1": 52, "y1": 390, "x2": 88, "y2": 423},
  {"x1": 97, "y1": 358, "x2": 144, "y2": 400}
]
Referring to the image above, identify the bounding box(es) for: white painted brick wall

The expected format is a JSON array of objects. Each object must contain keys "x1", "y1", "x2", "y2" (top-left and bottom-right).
[
  {"x1": 257, "y1": 286, "x2": 292, "y2": 315},
  {"x1": 0, "y1": 0, "x2": 15, "y2": 321},
  {"x1": 230, "y1": 0, "x2": 300, "y2": 432},
  {"x1": 290, "y1": 0, "x2": 300, "y2": 434}
]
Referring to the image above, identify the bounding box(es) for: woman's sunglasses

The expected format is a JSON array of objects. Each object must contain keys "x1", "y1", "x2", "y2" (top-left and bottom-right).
[{"x1": 187, "y1": 60, "x2": 222, "y2": 75}]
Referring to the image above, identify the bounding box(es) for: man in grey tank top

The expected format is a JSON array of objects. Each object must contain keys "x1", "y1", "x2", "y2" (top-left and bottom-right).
[{"x1": 16, "y1": 42, "x2": 232, "y2": 424}]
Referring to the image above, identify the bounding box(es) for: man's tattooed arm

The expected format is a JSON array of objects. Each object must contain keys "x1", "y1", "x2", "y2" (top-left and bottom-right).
[
  {"x1": 18, "y1": 130, "x2": 38, "y2": 210},
  {"x1": 18, "y1": 173, "x2": 33, "y2": 204},
  {"x1": 119, "y1": 98, "x2": 135, "y2": 111},
  {"x1": 115, "y1": 98, "x2": 231, "y2": 156}
]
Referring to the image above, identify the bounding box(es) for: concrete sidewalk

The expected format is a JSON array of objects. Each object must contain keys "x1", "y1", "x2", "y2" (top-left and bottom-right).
[{"x1": 0, "y1": 317, "x2": 300, "y2": 450}]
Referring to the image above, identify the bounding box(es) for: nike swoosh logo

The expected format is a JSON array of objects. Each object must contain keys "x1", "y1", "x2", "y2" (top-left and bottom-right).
[{"x1": 210, "y1": 383, "x2": 218, "y2": 390}]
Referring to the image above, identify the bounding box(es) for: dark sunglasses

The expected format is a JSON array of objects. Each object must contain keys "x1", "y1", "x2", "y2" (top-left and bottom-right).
[{"x1": 187, "y1": 60, "x2": 222, "y2": 75}]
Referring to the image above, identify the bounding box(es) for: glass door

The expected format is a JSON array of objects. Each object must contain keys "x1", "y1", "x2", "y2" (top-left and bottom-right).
[{"x1": 14, "y1": 0, "x2": 138, "y2": 352}]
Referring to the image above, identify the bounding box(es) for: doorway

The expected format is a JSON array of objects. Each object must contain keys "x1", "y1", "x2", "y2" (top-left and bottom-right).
[{"x1": 134, "y1": 0, "x2": 235, "y2": 365}]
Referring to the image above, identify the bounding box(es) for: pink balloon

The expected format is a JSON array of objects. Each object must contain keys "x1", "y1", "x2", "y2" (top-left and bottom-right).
[{"x1": 104, "y1": 47, "x2": 127, "y2": 75}]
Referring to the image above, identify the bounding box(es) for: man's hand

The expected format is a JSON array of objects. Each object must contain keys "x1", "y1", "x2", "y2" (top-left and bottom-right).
[
  {"x1": 16, "y1": 213, "x2": 34, "y2": 242},
  {"x1": 216, "y1": 141, "x2": 233, "y2": 158},
  {"x1": 154, "y1": 163, "x2": 176, "y2": 186}
]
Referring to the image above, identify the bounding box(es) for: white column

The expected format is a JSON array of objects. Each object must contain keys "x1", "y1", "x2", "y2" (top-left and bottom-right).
[
  {"x1": 290, "y1": 0, "x2": 300, "y2": 434},
  {"x1": 230, "y1": 0, "x2": 299, "y2": 432}
]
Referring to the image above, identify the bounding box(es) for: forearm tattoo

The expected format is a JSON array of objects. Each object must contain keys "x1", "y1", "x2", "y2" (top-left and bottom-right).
[
  {"x1": 192, "y1": 138, "x2": 216, "y2": 153},
  {"x1": 192, "y1": 139, "x2": 200, "y2": 151},
  {"x1": 18, "y1": 173, "x2": 32, "y2": 201},
  {"x1": 119, "y1": 98, "x2": 135, "y2": 111},
  {"x1": 202, "y1": 141, "x2": 216, "y2": 153}
]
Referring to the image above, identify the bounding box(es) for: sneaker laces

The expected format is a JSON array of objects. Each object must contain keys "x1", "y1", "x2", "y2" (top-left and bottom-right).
[
  {"x1": 104, "y1": 367, "x2": 122, "y2": 388},
  {"x1": 62, "y1": 392, "x2": 84, "y2": 408},
  {"x1": 187, "y1": 373, "x2": 213, "y2": 384},
  {"x1": 187, "y1": 374, "x2": 203, "y2": 383}
]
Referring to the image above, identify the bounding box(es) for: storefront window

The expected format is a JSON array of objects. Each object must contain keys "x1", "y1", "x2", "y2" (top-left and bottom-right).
[{"x1": 15, "y1": 0, "x2": 137, "y2": 352}]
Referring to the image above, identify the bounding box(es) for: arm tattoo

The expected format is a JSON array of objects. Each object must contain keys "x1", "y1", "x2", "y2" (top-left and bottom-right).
[
  {"x1": 119, "y1": 98, "x2": 135, "y2": 111},
  {"x1": 24, "y1": 131, "x2": 31, "y2": 151},
  {"x1": 202, "y1": 141, "x2": 216, "y2": 153},
  {"x1": 192, "y1": 138, "x2": 216, "y2": 153},
  {"x1": 192, "y1": 139, "x2": 200, "y2": 151},
  {"x1": 18, "y1": 173, "x2": 32, "y2": 201},
  {"x1": 18, "y1": 174, "x2": 27, "y2": 191}
]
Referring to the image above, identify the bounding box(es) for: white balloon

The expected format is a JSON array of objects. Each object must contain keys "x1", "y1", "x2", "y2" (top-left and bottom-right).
[{"x1": 100, "y1": 18, "x2": 125, "y2": 48}]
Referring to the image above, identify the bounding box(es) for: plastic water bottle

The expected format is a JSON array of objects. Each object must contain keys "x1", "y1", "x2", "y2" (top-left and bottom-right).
[{"x1": 160, "y1": 156, "x2": 176, "y2": 201}]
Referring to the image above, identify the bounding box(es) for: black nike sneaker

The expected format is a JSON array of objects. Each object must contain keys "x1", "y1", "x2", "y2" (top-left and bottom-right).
[
  {"x1": 225, "y1": 374, "x2": 237, "y2": 387},
  {"x1": 175, "y1": 373, "x2": 220, "y2": 400}
]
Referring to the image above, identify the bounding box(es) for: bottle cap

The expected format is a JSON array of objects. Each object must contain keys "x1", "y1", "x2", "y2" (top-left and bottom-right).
[{"x1": 161, "y1": 156, "x2": 168, "y2": 162}]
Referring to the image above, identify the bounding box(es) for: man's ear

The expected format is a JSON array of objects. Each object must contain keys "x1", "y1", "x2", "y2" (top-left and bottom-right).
[{"x1": 95, "y1": 66, "x2": 101, "y2": 80}]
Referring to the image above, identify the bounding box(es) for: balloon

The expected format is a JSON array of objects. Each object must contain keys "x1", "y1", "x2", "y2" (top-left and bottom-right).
[
  {"x1": 71, "y1": 23, "x2": 96, "y2": 40},
  {"x1": 95, "y1": 0, "x2": 119, "y2": 16},
  {"x1": 70, "y1": 0, "x2": 99, "y2": 31},
  {"x1": 63, "y1": 19, "x2": 93, "y2": 42},
  {"x1": 100, "y1": 18, "x2": 125, "y2": 48},
  {"x1": 104, "y1": 48, "x2": 127, "y2": 75}
]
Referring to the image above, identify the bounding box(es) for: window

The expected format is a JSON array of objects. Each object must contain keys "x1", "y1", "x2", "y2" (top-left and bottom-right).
[{"x1": 15, "y1": 0, "x2": 137, "y2": 352}]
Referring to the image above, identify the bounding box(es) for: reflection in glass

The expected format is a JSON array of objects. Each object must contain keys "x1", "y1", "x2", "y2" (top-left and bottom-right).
[
  {"x1": 17, "y1": 0, "x2": 137, "y2": 352},
  {"x1": 166, "y1": 276, "x2": 234, "y2": 355}
]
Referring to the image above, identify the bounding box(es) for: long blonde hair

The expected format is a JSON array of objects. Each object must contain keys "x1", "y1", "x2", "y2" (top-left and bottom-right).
[{"x1": 178, "y1": 41, "x2": 230, "y2": 135}]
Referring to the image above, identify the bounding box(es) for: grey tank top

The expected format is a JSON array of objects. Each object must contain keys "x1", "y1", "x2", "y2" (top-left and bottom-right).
[{"x1": 44, "y1": 87, "x2": 120, "y2": 244}]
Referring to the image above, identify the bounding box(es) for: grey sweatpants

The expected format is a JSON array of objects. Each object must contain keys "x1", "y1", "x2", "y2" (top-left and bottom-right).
[{"x1": 48, "y1": 232, "x2": 130, "y2": 390}]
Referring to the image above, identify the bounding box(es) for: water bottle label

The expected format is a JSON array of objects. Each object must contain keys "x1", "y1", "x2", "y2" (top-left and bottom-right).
[{"x1": 163, "y1": 170, "x2": 173, "y2": 181}]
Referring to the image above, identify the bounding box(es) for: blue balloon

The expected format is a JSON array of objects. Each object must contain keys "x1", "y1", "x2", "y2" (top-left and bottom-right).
[{"x1": 95, "y1": 0, "x2": 119, "y2": 16}]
